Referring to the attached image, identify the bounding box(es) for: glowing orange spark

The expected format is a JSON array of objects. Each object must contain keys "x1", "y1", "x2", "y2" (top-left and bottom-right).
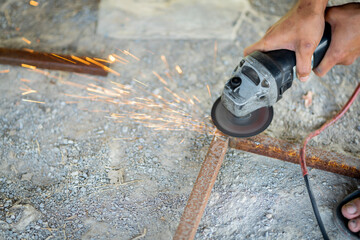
[
  {"x1": 161, "y1": 55, "x2": 169, "y2": 69},
  {"x1": 133, "y1": 78, "x2": 148, "y2": 87},
  {"x1": 29, "y1": 1, "x2": 39, "y2": 6},
  {"x1": 21, "y1": 89, "x2": 37, "y2": 95},
  {"x1": 164, "y1": 87, "x2": 180, "y2": 103},
  {"x1": 118, "y1": 49, "x2": 140, "y2": 61},
  {"x1": 175, "y1": 65, "x2": 183, "y2": 74},
  {"x1": 85, "y1": 57, "x2": 120, "y2": 76},
  {"x1": 61, "y1": 80, "x2": 87, "y2": 89},
  {"x1": 22, "y1": 99, "x2": 44, "y2": 104},
  {"x1": 108, "y1": 55, "x2": 116, "y2": 63},
  {"x1": 21, "y1": 37, "x2": 31, "y2": 45},
  {"x1": 63, "y1": 93, "x2": 94, "y2": 99},
  {"x1": 0, "y1": 69, "x2": 10, "y2": 74},
  {"x1": 94, "y1": 58, "x2": 112, "y2": 64},
  {"x1": 23, "y1": 48, "x2": 34, "y2": 53},
  {"x1": 20, "y1": 78, "x2": 31, "y2": 83},
  {"x1": 112, "y1": 54, "x2": 129, "y2": 63},
  {"x1": 31, "y1": 68, "x2": 61, "y2": 80},
  {"x1": 51, "y1": 53, "x2": 77, "y2": 64},
  {"x1": 110, "y1": 81, "x2": 131, "y2": 90},
  {"x1": 74, "y1": 73, "x2": 103, "y2": 83},
  {"x1": 21, "y1": 64, "x2": 36, "y2": 70},
  {"x1": 152, "y1": 71, "x2": 168, "y2": 85},
  {"x1": 193, "y1": 95, "x2": 200, "y2": 103},
  {"x1": 71, "y1": 55, "x2": 90, "y2": 65},
  {"x1": 206, "y1": 84, "x2": 211, "y2": 97}
]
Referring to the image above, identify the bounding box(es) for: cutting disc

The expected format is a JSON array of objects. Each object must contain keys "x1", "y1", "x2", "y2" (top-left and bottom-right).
[{"x1": 211, "y1": 97, "x2": 273, "y2": 138}]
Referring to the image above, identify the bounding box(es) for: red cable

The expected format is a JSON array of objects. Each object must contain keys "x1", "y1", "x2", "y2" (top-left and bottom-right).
[{"x1": 300, "y1": 83, "x2": 360, "y2": 176}]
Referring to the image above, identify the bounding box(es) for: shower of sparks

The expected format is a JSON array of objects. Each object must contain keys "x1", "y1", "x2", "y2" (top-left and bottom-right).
[
  {"x1": 175, "y1": 65, "x2": 183, "y2": 74},
  {"x1": 22, "y1": 37, "x2": 32, "y2": 45},
  {"x1": 0, "y1": 69, "x2": 10, "y2": 74},
  {"x1": 206, "y1": 84, "x2": 211, "y2": 98},
  {"x1": 29, "y1": 0, "x2": 39, "y2": 6},
  {"x1": 22, "y1": 99, "x2": 45, "y2": 104},
  {"x1": 18, "y1": 50, "x2": 215, "y2": 135}
]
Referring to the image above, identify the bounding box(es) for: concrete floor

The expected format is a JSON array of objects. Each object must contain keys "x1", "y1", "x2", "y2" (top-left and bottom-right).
[{"x1": 0, "y1": 0, "x2": 359, "y2": 239}]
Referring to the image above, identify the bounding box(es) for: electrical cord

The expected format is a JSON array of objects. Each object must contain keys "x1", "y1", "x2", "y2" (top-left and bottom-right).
[{"x1": 299, "y1": 83, "x2": 360, "y2": 240}]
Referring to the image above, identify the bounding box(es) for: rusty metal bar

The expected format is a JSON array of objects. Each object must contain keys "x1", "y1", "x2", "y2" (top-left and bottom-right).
[
  {"x1": 174, "y1": 133, "x2": 229, "y2": 240},
  {"x1": 0, "y1": 48, "x2": 109, "y2": 76},
  {"x1": 229, "y1": 134, "x2": 360, "y2": 178}
]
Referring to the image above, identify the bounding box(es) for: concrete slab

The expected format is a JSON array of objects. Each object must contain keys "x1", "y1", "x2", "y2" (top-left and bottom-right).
[{"x1": 97, "y1": 0, "x2": 249, "y2": 39}]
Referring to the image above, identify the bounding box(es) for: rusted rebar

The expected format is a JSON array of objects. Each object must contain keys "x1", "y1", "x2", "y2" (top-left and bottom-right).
[
  {"x1": 229, "y1": 134, "x2": 360, "y2": 178},
  {"x1": 0, "y1": 48, "x2": 109, "y2": 76},
  {"x1": 174, "y1": 133, "x2": 229, "y2": 240}
]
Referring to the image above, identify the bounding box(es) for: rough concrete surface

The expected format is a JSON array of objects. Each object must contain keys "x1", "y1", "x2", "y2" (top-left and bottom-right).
[{"x1": 0, "y1": 0, "x2": 359, "y2": 239}]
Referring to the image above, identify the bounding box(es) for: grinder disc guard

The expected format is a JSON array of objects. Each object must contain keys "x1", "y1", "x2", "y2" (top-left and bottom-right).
[{"x1": 211, "y1": 97, "x2": 273, "y2": 137}]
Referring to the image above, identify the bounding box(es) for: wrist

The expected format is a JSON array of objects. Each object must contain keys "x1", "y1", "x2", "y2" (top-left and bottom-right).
[{"x1": 297, "y1": 0, "x2": 328, "y2": 15}]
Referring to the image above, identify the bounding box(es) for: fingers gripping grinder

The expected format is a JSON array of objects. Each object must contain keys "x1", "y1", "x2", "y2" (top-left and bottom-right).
[{"x1": 211, "y1": 23, "x2": 331, "y2": 137}]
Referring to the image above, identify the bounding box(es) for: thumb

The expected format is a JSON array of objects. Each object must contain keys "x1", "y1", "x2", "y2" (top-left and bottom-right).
[{"x1": 295, "y1": 41, "x2": 317, "y2": 82}]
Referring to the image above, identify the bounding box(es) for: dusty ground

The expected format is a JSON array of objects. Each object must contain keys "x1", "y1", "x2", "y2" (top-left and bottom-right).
[{"x1": 0, "y1": 0, "x2": 359, "y2": 239}]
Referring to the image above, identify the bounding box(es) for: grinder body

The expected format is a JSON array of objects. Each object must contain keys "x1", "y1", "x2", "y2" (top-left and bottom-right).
[{"x1": 211, "y1": 23, "x2": 331, "y2": 137}]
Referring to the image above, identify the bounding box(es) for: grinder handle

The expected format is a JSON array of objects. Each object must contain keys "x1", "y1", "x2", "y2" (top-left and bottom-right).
[
  {"x1": 250, "y1": 22, "x2": 331, "y2": 100},
  {"x1": 311, "y1": 22, "x2": 332, "y2": 68}
]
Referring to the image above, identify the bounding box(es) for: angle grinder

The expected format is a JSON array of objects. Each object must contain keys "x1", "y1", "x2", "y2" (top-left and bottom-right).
[{"x1": 211, "y1": 23, "x2": 332, "y2": 138}]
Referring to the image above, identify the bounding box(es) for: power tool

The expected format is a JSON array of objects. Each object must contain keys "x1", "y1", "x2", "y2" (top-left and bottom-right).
[{"x1": 211, "y1": 23, "x2": 331, "y2": 137}]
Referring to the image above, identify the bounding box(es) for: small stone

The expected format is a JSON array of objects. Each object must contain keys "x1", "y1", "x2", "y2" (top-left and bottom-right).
[
  {"x1": 356, "y1": 126, "x2": 360, "y2": 132},
  {"x1": 266, "y1": 214, "x2": 273, "y2": 219}
]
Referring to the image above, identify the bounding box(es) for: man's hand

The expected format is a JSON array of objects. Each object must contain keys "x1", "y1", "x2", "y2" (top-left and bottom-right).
[
  {"x1": 244, "y1": 0, "x2": 327, "y2": 82},
  {"x1": 314, "y1": 3, "x2": 360, "y2": 77}
]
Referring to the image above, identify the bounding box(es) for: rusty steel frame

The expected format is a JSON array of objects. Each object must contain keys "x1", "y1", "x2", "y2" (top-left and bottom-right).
[
  {"x1": 229, "y1": 134, "x2": 360, "y2": 179},
  {"x1": 175, "y1": 133, "x2": 359, "y2": 239},
  {"x1": 173, "y1": 133, "x2": 229, "y2": 240},
  {"x1": 0, "y1": 48, "x2": 109, "y2": 76}
]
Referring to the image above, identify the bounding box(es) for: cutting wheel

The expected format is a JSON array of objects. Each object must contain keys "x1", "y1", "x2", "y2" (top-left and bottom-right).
[{"x1": 211, "y1": 97, "x2": 273, "y2": 138}]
